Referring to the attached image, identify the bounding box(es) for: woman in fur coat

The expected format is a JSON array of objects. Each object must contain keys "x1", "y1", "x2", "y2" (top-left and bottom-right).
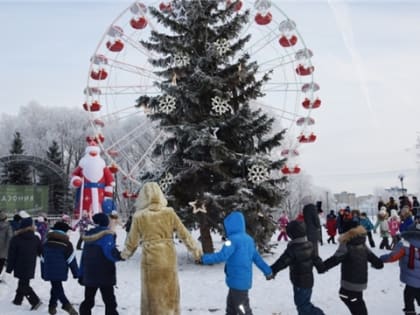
[{"x1": 121, "y1": 182, "x2": 202, "y2": 315}]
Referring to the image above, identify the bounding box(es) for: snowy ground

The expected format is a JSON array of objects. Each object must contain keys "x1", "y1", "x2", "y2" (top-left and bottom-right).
[{"x1": 0, "y1": 225, "x2": 404, "y2": 315}]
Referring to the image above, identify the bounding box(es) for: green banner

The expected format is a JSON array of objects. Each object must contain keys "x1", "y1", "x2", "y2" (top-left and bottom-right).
[{"x1": 0, "y1": 185, "x2": 48, "y2": 214}]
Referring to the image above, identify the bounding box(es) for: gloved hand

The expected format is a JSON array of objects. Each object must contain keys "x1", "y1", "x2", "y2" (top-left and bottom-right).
[{"x1": 265, "y1": 273, "x2": 275, "y2": 280}]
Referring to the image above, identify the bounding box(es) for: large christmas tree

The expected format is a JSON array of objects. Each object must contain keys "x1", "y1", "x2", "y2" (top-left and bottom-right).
[{"x1": 137, "y1": 0, "x2": 287, "y2": 252}]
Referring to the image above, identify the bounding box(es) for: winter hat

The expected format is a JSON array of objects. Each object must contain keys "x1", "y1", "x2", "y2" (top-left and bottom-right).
[
  {"x1": 0, "y1": 211, "x2": 7, "y2": 221},
  {"x1": 286, "y1": 220, "x2": 307, "y2": 239},
  {"x1": 53, "y1": 221, "x2": 71, "y2": 233},
  {"x1": 19, "y1": 217, "x2": 33, "y2": 229},
  {"x1": 390, "y1": 209, "x2": 399, "y2": 218},
  {"x1": 19, "y1": 210, "x2": 30, "y2": 218},
  {"x1": 93, "y1": 213, "x2": 109, "y2": 227},
  {"x1": 62, "y1": 214, "x2": 71, "y2": 222},
  {"x1": 342, "y1": 218, "x2": 359, "y2": 233}
]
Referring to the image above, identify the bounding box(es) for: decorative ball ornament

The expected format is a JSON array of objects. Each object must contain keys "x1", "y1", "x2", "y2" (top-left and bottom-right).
[
  {"x1": 211, "y1": 96, "x2": 233, "y2": 115},
  {"x1": 214, "y1": 38, "x2": 231, "y2": 56},
  {"x1": 158, "y1": 95, "x2": 177, "y2": 114},
  {"x1": 173, "y1": 53, "x2": 190, "y2": 67},
  {"x1": 159, "y1": 172, "x2": 175, "y2": 192},
  {"x1": 247, "y1": 164, "x2": 270, "y2": 185}
]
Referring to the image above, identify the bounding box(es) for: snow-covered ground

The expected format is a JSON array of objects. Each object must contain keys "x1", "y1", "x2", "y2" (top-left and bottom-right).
[{"x1": 0, "y1": 225, "x2": 403, "y2": 315}]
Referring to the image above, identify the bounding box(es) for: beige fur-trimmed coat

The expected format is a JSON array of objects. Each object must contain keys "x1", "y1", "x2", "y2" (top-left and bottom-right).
[{"x1": 121, "y1": 182, "x2": 202, "y2": 315}]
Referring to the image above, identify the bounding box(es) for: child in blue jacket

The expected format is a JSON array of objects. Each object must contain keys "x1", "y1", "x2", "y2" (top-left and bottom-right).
[
  {"x1": 199, "y1": 211, "x2": 272, "y2": 315},
  {"x1": 41, "y1": 221, "x2": 78, "y2": 315},
  {"x1": 78, "y1": 213, "x2": 123, "y2": 315},
  {"x1": 380, "y1": 215, "x2": 420, "y2": 315}
]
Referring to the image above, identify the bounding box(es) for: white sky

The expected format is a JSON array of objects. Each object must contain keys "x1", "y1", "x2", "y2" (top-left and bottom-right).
[{"x1": 0, "y1": 0, "x2": 419, "y2": 195}]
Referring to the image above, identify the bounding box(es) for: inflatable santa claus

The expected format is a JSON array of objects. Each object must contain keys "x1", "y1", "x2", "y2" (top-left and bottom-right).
[{"x1": 70, "y1": 136, "x2": 115, "y2": 218}]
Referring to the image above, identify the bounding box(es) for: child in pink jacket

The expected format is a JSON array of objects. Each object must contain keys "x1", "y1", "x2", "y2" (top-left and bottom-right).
[{"x1": 277, "y1": 211, "x2": 289, "y2": 241}]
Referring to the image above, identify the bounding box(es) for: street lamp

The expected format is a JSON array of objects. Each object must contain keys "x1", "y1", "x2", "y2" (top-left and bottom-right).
[{"x1": 398, "y1": 174, "x2": 405, "y2": 195}]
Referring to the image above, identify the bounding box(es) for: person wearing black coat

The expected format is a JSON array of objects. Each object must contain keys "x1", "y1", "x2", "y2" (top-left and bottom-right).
[
  {"x1": 78, "y1": 213, "x2": 123, "y2": 315},
  {"x1": 322, "y1": 221, "x2": 384, "y2": 315},
  {"x1": 6, "y1": 217, "x2": 42, "y2": 310},
  {"x1": 270, "y1": 220, "x2": 325, "y2": 315},
  {"x1": 41, "y1": 222, "x2": 79, "y2": 315},
  {"x1": 303, "y1": 203, "x2": 322, "y2": 256}
]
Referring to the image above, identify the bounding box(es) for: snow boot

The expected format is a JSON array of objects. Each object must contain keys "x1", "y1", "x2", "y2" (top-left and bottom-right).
[
  {"x1": 48, "y1": 305, "x2": 57, "y2": 315},
  {"x1": 62, "y1": 303, "x2": 78, "y2": 315},
  {"x1": 12, "y1": 292, "x2": 24, "y2": 305},
  {"x1": 30, "y1": 300, "x2": 42, "y2": 310}
]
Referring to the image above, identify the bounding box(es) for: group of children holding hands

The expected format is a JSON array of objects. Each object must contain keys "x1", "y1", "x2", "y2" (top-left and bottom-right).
[
  {"x1": 202, "y1": 204, "x2": 420, "y2": 315},
  {"x1": 3, "y1": 201, "x2": 420, "y2": 315},
  {"x1": 4, "y1": 211, "x2": 122, "y2": 315}
]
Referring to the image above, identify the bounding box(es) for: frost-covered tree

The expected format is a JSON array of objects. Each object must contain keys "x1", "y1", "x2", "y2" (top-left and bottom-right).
[
  {"x1": 39, "y1": 140, "x2": 63, "y2": 185},
  {"x1": 6, "y1": 131, "x2": 32, "y2": 185},
  {"x1": 137, "y1": 0, "x2": 287, "y2": 252},
  {"x1": 0, "y1": 102, "x2": 89, "y2": 178}
]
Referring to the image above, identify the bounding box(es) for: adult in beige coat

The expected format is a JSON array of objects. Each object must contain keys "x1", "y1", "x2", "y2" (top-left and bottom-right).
[{"x1": 121, "y1": 182, "x2": 202, "y2": 315}]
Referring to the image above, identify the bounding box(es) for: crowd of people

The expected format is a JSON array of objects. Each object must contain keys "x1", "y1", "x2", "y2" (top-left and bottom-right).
[
  {"x1": 0, "y1": 207, "x2": 132, "y2": 315},
  {"x1": 273, "y1": 194, "x2": 420, "y2": 315},
  {"x1": 1, "y1": 191, "x2": 420, "y2": 315}
]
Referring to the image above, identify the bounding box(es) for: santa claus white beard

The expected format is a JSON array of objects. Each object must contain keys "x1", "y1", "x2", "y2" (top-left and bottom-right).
[{"x1": 79, "y1": 155, "x2": 106, "y2": 182}]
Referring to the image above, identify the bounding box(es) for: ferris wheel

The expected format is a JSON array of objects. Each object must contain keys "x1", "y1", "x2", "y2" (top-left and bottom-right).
[{"x1": 83, "y1": 0, "x2": 322, "y2": 192}]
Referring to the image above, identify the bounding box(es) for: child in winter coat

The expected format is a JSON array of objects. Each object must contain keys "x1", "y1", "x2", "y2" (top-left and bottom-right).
[
  {"x1": 277, "y1": 211, "x2": 289, "y2": 241},
  {"x1": 35, "y1": 215, "x2": 49, "y2": 243},
  {"x1": 400, "y1": 206, "x2": 414, "y2": 233},
  {"x1": 199, "y1": 211, "x2": 272, "y2": 315},
  {"x1": 271, "y1": 220, "x2": 325, "y2": 315},
  {"x1": 325, "y1": 210, "x2": 337, "y2": 244},
  {"x1": 380, "y1": 214, "x2": 420, "y2": 315},
  {"x1": 388, "y1": 209, "x2": 401, "y2": 249},
  {"x1": 359, "y1": 212, "x2": 375, "y2": 248},
  {"x1": 41, "y1": 221, "x2": 79, "y2": 315},
  {"x1": 374, "y1": 209, "x2": 391, "y2": 250},
  {"x1": 6, "y1": 217, "x2": 42, "y2": 310},
  {"x1": 322, "y1": 220, "x2": 383, "y2": 315},
  {"x1": 73, "y1": 210, "x2": 93, "y2": 250},
  {"x1": 78, "y1": 213, "x2": 123, "y2": 315},
  {"x1": 0, "y1": 211, "x2": 13, "y2": 282}
]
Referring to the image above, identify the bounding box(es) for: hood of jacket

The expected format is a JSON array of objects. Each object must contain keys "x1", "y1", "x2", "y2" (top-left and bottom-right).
[
  {"x1": 224, "y1": 211, "x2": 245, "y2": 237},
  {"x1": 338, "y1": 225, "x2": 367, "y2": 244},
  {"x1": 401, "y1": 223, "x2": 420, "y2": 247},
  {"x1": 46, "y1": 230, "x2": 69, "y2": 242},
  {"x1": 286, "y1": 220, "x2": 307, "y2": 239},
  {"x1": 83, "y1": 226, "x2": 115, "y2": 242},
  {"x1": 135, "y1": 182, "x2": 168, "y2": 211}
]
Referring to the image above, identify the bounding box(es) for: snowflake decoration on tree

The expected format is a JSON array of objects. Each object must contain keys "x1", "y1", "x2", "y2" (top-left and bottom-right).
[
  {"x1": 159, "y1": 95, "x2": 177, "y2": 114},
  {"x1": 211, "y1": 96, "x2": 233, "y2": 115},
  {"x1": 173, "y1": 53, "x2": 190, "y2": 67},
  {"x1": 159, "y1": 172, "x2": 174, "y2": 192},
  {"x1": 214, "y1": 38, "x2": 230, "y2": 56},
  {"x1": 247, "y1": 164, "x2": 270, "y2": 185}
]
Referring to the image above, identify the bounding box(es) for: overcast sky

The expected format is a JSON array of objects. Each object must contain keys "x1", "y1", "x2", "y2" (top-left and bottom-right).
[{"x1": 0, "y1": 0, "x2": 419, "y2": 196}]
